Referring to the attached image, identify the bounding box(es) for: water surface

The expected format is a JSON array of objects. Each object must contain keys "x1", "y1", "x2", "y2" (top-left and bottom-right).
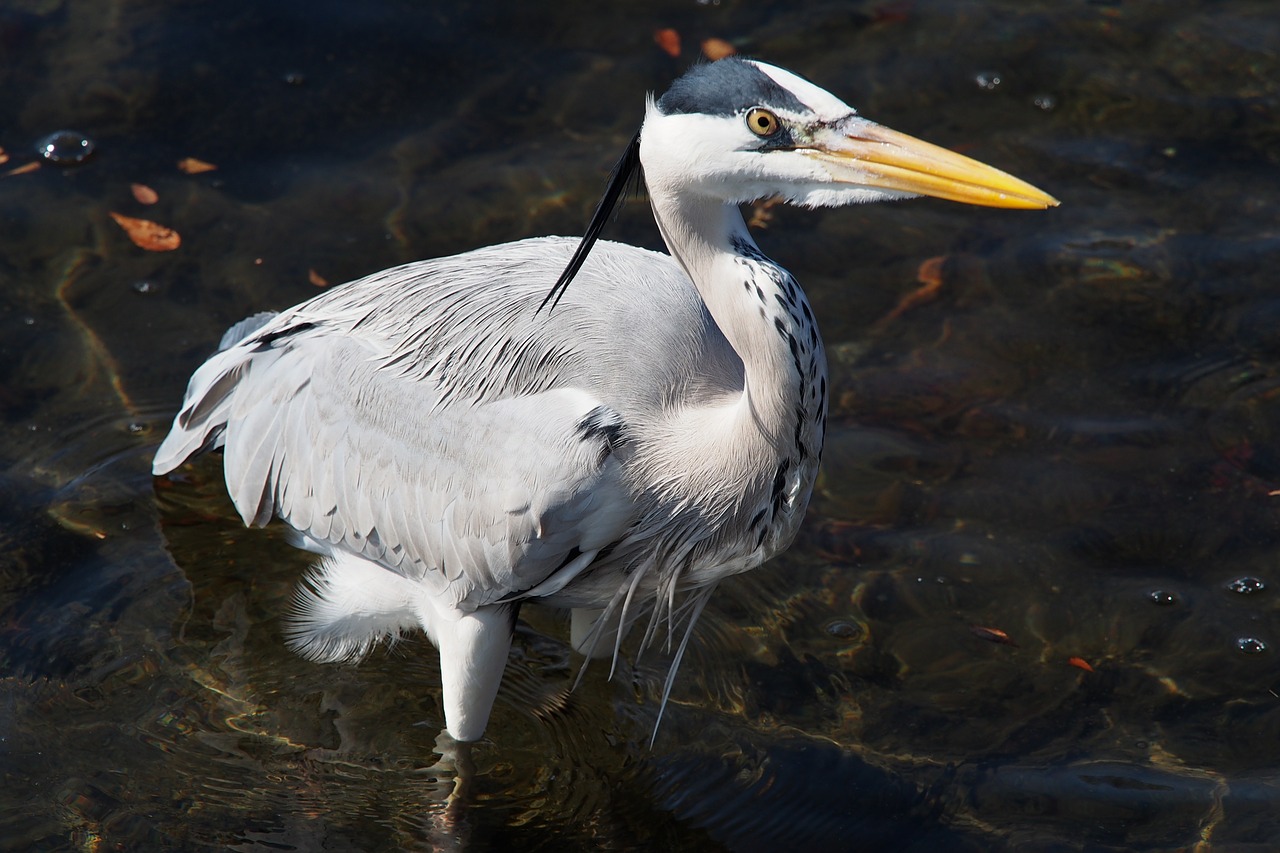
[{"x1": 2, "y1": 1, "x2": 1279, "y2": 849}]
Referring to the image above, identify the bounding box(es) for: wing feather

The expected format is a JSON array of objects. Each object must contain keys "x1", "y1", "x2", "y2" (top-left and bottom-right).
[
  {"x1": 224, "y1": 396, "x2": 283, "y2": 527},
  {"x1": 153, "y1": 236, "x2": 728, "y2": 610},
  {"x1": 209, "y1": 331, "x2": 631, "y2": 608},
  {"x1": 310, "y1": 409, "x2": 339, "y2": 537}
]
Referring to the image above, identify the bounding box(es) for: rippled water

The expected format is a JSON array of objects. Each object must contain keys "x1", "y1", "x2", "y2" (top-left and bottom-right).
[{"x1": 3, "y1": 0, "x2": 1279, "y2": 850}]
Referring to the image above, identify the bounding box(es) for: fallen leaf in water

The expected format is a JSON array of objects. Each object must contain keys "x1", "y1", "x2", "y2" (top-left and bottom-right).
[
  {"x1": 876, "y1": 255, "x2": 948, "y2": 327},
  {"x1": 747, "y1": 197, "x2": 782, "y2": 229},
  {"x1": 0, "y1": 147, "x2": 8, "y2": 165},
  {"x1": 916, "y1": 255, "x2": 946, "y2": 287},
  {"x1": 177, "y1": 156, "x2": 217, "y2": 174},
  {"x1": 308, "y1": 268, "x2": 328, "y2": 287},
  {"x1": 3, "y1": 161, "x2": 40, "y2": 177},
  {"x1": 872, "y1": 1, "x2": 914, "y2": 24},
  {"x1": 109, "y1": 211, "x2": 181, "y2": 251},
  {"x1": 131, "y1": 183, "x2": 159, "y2": 204},
  {"x1": 1067, "y1": 656, "x2": 1094, "y2": 672},
  {"x1": 970, "y1": 625, "x2": 1017, "y2": 646},
  {"x1": 654, "y1": 28, "x2": 681, "y2": 57},
  {"x1": 701, "y1": 38, "x2": 736, "y2": 60}
]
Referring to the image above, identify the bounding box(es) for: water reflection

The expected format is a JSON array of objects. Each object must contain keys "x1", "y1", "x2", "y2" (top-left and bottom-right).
[{"x1": 2, "y1": 0, "x2": 1279, "y2": 849}]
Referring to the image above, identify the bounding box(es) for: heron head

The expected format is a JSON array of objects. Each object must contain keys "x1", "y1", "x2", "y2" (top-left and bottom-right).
[
  {"x1": 543, "y1": 58, "x2": 1057, "y2": 311},
  {"x1": 641, "y1": 58, "x2": 1058, "y2": 210}
]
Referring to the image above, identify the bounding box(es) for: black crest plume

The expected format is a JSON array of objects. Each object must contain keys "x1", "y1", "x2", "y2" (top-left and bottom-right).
[{"x1": 539, "y1": 130, "x2": 643, "y2": 313}]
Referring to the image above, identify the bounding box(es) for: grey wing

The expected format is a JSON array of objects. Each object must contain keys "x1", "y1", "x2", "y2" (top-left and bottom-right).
[{"x1": 153, "y1": 321, "x2": 634, "y2": 611}]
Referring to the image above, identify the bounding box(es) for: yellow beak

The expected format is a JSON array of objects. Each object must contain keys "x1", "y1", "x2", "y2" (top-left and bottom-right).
[{"x1": 806, "y1": 120, "x2": 1059, "y2": 209}]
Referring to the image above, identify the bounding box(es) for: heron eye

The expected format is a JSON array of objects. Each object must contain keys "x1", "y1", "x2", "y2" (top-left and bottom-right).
[{"x1": 746, "y1": 108, "x2": 781, "y2": 137}]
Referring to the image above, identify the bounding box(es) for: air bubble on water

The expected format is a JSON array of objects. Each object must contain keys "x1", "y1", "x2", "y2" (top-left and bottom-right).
[
  {"x1": 1149, "y1": 589, "x2": 1177, "y2": 606},
  {"x1": 35, "y1": 130, "x2": 96, "y2": 165},
  {"x1": 1033, "y1": 93, "x2": 1058, "y2": 111},
  {"x1": 825, "y1": 620, "x2": 861, "y2": 639},
  {"x1": 131, "y1": 280, "x2": 158, "y2": 295},
  {"x1": 1236, "y1": 637, "x2": 1267, "y2": 655},
  {"x1": 1226, "y1": 576, "x2": 1265, "y2": 595},
  {"x1": 974, "y1": 71, "x2": 1002, "y2": 91}
]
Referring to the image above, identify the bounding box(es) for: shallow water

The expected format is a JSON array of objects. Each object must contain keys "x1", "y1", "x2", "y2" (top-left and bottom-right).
[{"x1": 3, "y1": 0, "x2": 1279, "y2": 850}]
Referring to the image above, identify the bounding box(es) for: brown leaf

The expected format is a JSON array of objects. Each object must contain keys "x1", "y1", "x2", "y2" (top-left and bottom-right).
[
  {"x1": 109, "y1": 211, "x2": 181, "y2": 251},
  {"x1": 3, "y1": 161, "x2": 40, "y2": 177},
  {"x1": 0, "y1": 147, "x2": 9, "y2": 165},
  {"x1": 308, "y1": 268, "x2": 329, "y2": 288},
  {"x1": 875, "y1": 255, "x2": 948, "y2": 327},
  {"x1": 872, "y1": 1, "x2": 914, "y2": 24},
  {"x1": 131, "y1": 183, "x2": 159, "y2": 205},
  {"x1": 746, "y1": 197, "x2": 782, "y2": 230},
  {"x1": 701, "y1": 38, "x2": 736, "y2": 60},
  {"x1": 654, "y1": 28, "x2": 681, "y2": 57},
  {"x1": 916, "y1": 254, "x2": 946, "y2": 288},
  {"x1": 1067, "y1": 656, "x2": 1094, "y2": 672},
  {"x1": 970, "y1": 625, "x2": 1017, "y2": 646},
  {"x1": 177, "y1": 156, "x2": 217, "y2": 174}
]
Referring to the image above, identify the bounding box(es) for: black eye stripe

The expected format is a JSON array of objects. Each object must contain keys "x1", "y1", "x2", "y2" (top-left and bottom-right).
[{"x1": 757, "y1": 127, "x2": 797, "y2": 150}]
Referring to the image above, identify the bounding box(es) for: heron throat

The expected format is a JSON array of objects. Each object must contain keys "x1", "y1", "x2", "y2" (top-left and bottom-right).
[{"x1": 648, "y1": 190, "x2": 828, "y2": 559}]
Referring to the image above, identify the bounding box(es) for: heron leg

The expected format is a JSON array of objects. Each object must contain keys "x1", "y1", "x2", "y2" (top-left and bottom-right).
[
  {"x1": 414, "y1": 732, "x2": 476, "y2": 851},
  {"x1": 427, "y1": 602, "x2": 518, "y2": 741}
]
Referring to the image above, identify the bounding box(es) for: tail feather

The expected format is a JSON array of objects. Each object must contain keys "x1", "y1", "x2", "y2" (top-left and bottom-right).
[
  {"x1": 152, "y1": 311, "x2": 279, "y2": 476},
  {"x1": 218, "y1": 311, "x2": 277, "y2": 350},
  {"x1": 284, "y1": 551, "x2": 421, "y2": 663},
  {"x1": 152, "y1": 357, "x2": 245, "y2": 475}
]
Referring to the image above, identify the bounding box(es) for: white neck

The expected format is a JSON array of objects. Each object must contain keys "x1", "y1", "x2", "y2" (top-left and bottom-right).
[{"x1": 647, "y1": 189, "x2": 826, "y2": 464}]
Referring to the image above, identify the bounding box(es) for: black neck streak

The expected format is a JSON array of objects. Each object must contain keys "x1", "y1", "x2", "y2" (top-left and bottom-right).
[{"x1": 729, "y1": 235, "x2": 826, "y2": 479}]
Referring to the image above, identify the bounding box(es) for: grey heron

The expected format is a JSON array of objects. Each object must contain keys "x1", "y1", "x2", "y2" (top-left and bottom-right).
[{"x1": 153, "y1": 58, "x2": 1056, "y2": 743}]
